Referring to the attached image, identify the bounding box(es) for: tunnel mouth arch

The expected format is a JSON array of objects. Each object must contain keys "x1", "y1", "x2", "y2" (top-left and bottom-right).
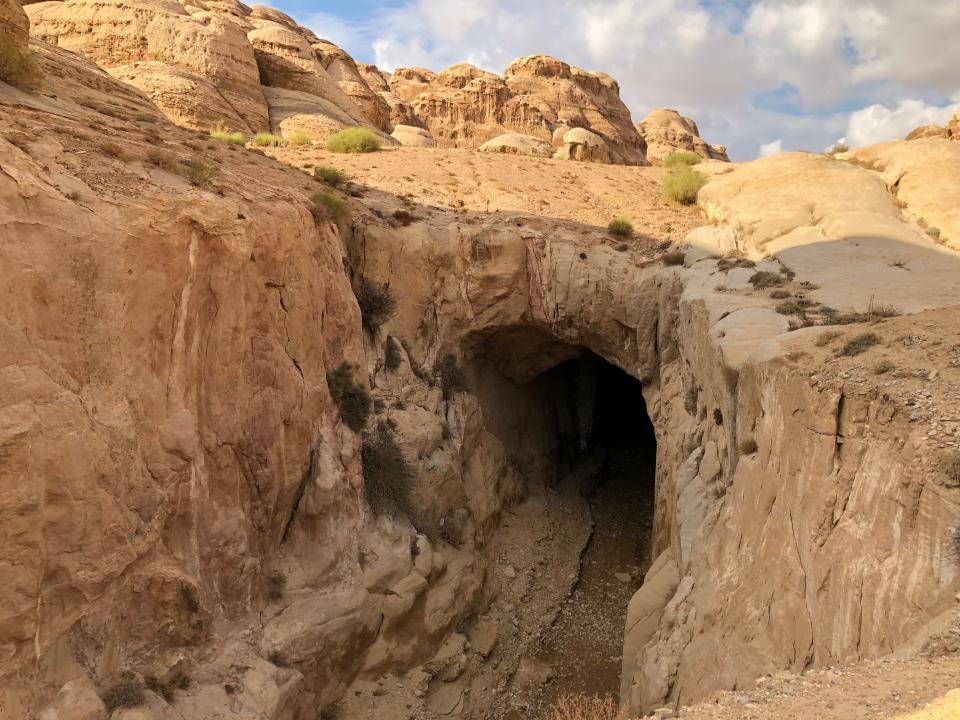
[{"x1": 462, "y1": 325, "x2": 658, "y2": 703}]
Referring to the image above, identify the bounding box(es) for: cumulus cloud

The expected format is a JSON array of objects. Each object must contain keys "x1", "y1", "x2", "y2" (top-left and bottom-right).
[
  {"x1": 758, "y1": 139, "x2": 783, "y2": 157},
  {"x1": 297, "y1": 0, "x2": 960, "y2": 160},
  {"x1": 843, "y1": 99, "x2": 960, "y2": 147}
]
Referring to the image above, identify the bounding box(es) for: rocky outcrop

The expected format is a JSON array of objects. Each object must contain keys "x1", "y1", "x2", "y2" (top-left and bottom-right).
[
  {"x1": 555, "y1": 126, "x2": 609, "y2": 162},
  {"x1": 313, "y1": 39, "x2": 391, "y2": 131},
  {"x1": 378, "y1": 54, "x2": 648, "y2": 164},
  {"x1": 907, "y1": 112, "x2": 960, "y2": 142},
  {"x1": 478, "y1": 132, "x2": 552, "y2": 157},
  {"x1": 1, "y1": 0, "x2": 29, "y2": 49},
  {"x1": 637, "y1": 108, "x2": 729, "y2": 163},
  {"x1": 391, "y1": 123, "x2": 435, "y2": 147}
]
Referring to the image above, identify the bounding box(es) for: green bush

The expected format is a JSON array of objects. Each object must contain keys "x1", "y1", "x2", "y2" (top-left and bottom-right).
[
  {"x1": 362, "y1": 420, "x2": 414, "y2": 517},
  {"x1": 314, "y1": 165, "x2": 349, "y2": 187},
  {"x1": 0, "y1": 33, "x2": 41, "y2": 90},
  {"x1": 838, "y1": 332, "x2": 880, "y2": 357},
  {"x1": 326, "y1": 362, "x2": 371, "y2": 432},
  {"x1": 663, "y1": 150, "x2": 701, "y2": 168},
  {"x1": 662, "y1": 166, "x2": 707, "y2": 205},
  {"x1": 355, "y1": 278, "x2": 397, "y2": 332},
  {"x1": 310, "y1": 190, "x2": 351, "y2": 223},
  {"x1": 251, "y1": 132, "x2": 284, "y2": 147},
  {"x1": 436, "y1": 354, "x2": 469, "y2": 401},
  {"x1": 326, "y1": 127, "x2": 381, "y2": 153},
  {"x1": 384, "y1": 336, "x2": 402, "y2": 371},
  {"x1": 607, "y1": 216, "x2": 633, "y2": 238},
  {"x1": 287, "y1": 131, "x2": 313, "y2": 147},
  {"x1": 183, "y1": 158, "x2": 219, "y2": 188},
  {"x1": 210, "y1": 128, "x2": 246, "y2": 146}
]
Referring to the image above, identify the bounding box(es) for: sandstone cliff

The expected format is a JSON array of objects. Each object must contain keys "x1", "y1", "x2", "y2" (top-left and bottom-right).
[{"x1": 637, "y1": 107, "x2": 729, "y2": 163}]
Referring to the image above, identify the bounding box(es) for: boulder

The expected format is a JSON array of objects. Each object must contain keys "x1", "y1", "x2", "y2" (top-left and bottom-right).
[
  {"x1": 391, "y1": 124, "x2": 435, "y2": 148},
  {"x1": 478, "y1": 133, "x2": 552, "y2": 157},
  {"x1": 555, "y1": 127, "x2": 609, "y2": 163},
  {"x1": 637, "y1": 108, "x2": 729, "y2": 163}
]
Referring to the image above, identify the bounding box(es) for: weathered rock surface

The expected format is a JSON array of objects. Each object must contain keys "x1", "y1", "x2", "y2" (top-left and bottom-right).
[
  {"x1": 391, "y1": 123, "x2": 435, "y2": 147},
  {"x1": 0, "y1": 0, "x2": 29, "y2": 49},
  {"x1": 478, "y1": 132, "x2": 552, "y2": 157},
  {"x1": 637, "y1": 108, "x2": 729, "y2": 163},
  {"x1": 907, "y1": 112, "x2": 960, "y2": 142}
]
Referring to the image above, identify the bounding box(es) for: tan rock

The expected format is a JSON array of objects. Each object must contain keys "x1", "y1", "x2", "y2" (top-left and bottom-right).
[
  {"x1": 555, "y1": 126, "x2": 609, "y2": 163},
  {"x1": 392, "y1": 123, "x2": 436, "y2": 148},
  {"x1": 312, "y1": 39, "x2": 391, "y2": 131},
  {"x1": 478, "y1": 132, "x2": 552, "y2": 157},
  {"x1": 637, "y1": 108, "x2": 729, "y2": 163},
  {"x1": 1, "y1": 0, "x2": 29, "y2": 50},
  {"x1": 37, "y1": 678, "x2": 106, "y2": 720},
  {"x1": 27, "y1": 0, "x2": 269, "y2": 132}
]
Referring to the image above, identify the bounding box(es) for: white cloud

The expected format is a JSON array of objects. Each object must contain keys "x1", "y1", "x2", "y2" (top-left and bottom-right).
[
  {"x1": 758, "y1": 139, "x2": 783, "y2": 157},
  {"x1": 297, "y1": 0, "x2": 960, "y2": 161},
  {"x1": 844, "y1": 99, "x2": 960, "y2": 147}
]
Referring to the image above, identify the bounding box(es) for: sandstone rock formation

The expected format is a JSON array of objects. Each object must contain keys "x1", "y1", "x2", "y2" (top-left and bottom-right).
[
  {"x1": 637, "y1": 107, "x2": 729, "y2": 163},
  {"x1": 555, "y1": 126, "x2": 609, "y2": 162},
  {"x1": 907, "y1": 112, "x2": 960, "y2": 142},
  {"x1": 381, "y1": 54, "x2": 648, "y2": 164},
  {"x1": 478, "y1": 132, "x2": 552, "y2": 157},
  {"x1": 0, "y1": 0, "x2": 29, "y2": 49},
  {"x1": 391, "y1": 123, "x2": 435, "y2": 147}
]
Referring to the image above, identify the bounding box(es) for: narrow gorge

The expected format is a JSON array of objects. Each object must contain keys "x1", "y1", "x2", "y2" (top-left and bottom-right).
[{"x1": 2, "y1": 2, "x2": 960, "y2": 719}]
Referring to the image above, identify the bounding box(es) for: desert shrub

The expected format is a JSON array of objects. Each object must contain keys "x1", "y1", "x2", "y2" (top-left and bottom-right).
[
  {"x1": 286, "y1": 131, "x2": 313, "y2": 147},
  {"x1": 436, "y1": 354, "x2": 469, "y2": 400},
  {"x1": 145, "y1": 149, "x2": 181, "y2": 173},
  {"x1": 384, "y1": 336, "x2": 402, "y2": 371},
  {"x1": 828, "y1": 143, "x2": 850, "y2": 155},
  {"x1": 210, "y1": 127, "x2": 246, "y2": 146},
  {"x1": 941, "y1": 451, "x2": 960, "y2": 488},
  {"x1": 713, "y1": 408, "x2": 723, "y2": 425},
  {"x1": 251, "y1": 132, "x2": 284, "y2": 147},
  {"x1": 310, "y1": 190, "x2": 350, "y2": 223},
  {"x1": 838, "y1": 332, "x2": 880, "y2": 357},
  {"x1": 355, "y1": 278, "x2": 397, "y2": 332},
  {"x1": 545, "y1": 694, "x2": 626, "y2": 720},
  {"x1": 607, "y1": 216, "x2": 633, "y2": 238},
  {"x1": 326, "y1": 362, "x2": 371, "y2": 432},
  {"x1": 320, "y1": 704, "x2": 342, "y2": 720},
  {"x1": 183, "y1": 158, "x2": 219, "y2": 188},
  {"x1": 824, "y1": 301, "x2": 901, "y2": 326},
  {"x1": 775, "y1": 298, "x2": 814, "y2": 315},
  {"x1": 0, "y1": 33, "x2": 41, "y2": 90},
  {"x1": 362, "y1": 420, "x2": 414, "y2": 517},
  {"x1": 815, "y1": 330, "x2": 841, "y2": 347},
  {"x1": 615, "y1": 243, "x2": 629, "y2": 252},
  {"x1": 401, "y1": 339, "x2": 433, "y2": 385},
  {"x1": 662, "y1": 166, "x2": 707, "y2": 204},
  {"x1": 178, "y1": 584, "x2": 200, "y2": 613},
  {"x1": 325, "y1": 127, "x2": 381, "y2": 153},
  {"x1": 314, "y1": 165, "x2": 349, "y2": 187},
  {"x1": 770, "y1": 289, "x2": 791, "y2": 299},
  {"x1": 100, "y1": 680, "x2": 147, "y2": 712},
  {"x1": 661, "y1": 249, "x2": 686, "y2": 266},
  {"x1": 873, "y1": 360, "x2": 895, "y2": 374},
  {"x1": 101, "y1": 141, "x2": 133, "y2": 162},
  {"x1": 748, "y1": 270, "x2": 784, "y2": 289},
  {"x1": 663, "y1": 150, "x2": 701, "y2": 168},
  {"x1": 716, "y1": 256, "x2": 756, "y2": 271},
  {"x1": 393, "y1": 209, "x2": 419, "y2": 226}
]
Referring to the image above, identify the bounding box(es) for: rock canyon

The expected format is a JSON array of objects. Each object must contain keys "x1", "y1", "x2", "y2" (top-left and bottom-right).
[{"x1": 1, "y1": 2, "x2": 959, "y2": 719}]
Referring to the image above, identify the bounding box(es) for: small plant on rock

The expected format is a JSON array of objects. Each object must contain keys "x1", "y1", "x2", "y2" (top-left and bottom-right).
[
  {"x1": 941, "y1": 451, "x2": 960, "y2": 488},
  {"x1": 661, "y1": 249, "x2": 686, "y2": 266},
  {"x1": 838, "y1": 332, "x2": 880, "y2": 357},
  {"x1": 362, "y1": 420, "x2": 414, "y2": 518},
  {"x1": 663, "y1": 150, "x2": 701, "y2": 168},
  {"x1": 325, "y1": 127, "x2": 381, "y2": 153},
  {"x1": 662, "y1": 166, "x2": 707, "y2": 205},
  {"x1": 100, "y1": 680, "x2": 147, "y2": 712},
  {"x1": 436, "y1": 354, "x2": 469, "y2": 400},
  {"x1": 384, "y1": 336, "x2": 402, "y2": 371},
  {"x1": 748, "y1": 270, "x2": 784, "y2": 289},
  {"x1": 309, "y1": 190, "x2": 351, "y2": 224},
  {"x1": 326, "y1": 361, "x2": 371, "y2": 432},
  {"x1": 210, "y1": 126, "x2": 246, "y2": 146},
  {"x1": 355, "y1": 278, "x2": 397, "y2": 332},
  {"x1": 183, "y1": 158, "x2": 219, "y2": 188},
  {"x1": 545, "y1": 694, "x2": 626, "y2": 720},
  {"x1": 286, "y1": 131, "x2": 313, "y2": 147},
  {"x1": 146, "y1": 149, "x2": 181, "y2": 173},
  {"x1": 607, "y1": 216, "x2": 633, "y2": 238},
  {"x1": 314, "y1": 165, "x2": 349, "y2": 187}
]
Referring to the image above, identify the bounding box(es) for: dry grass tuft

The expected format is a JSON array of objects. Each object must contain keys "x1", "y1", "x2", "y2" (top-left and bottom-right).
[
  {"x1": 838, "y1": 332, "x2": 880, "y2": 357},
  {"x1": 545, "y1": 694, "x2": 627, "y2": 720}
]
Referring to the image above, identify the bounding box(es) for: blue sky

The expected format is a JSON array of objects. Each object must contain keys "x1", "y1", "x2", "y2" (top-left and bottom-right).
[{"x1": 272, "y1": 1, "x2": 960, "y2": 161}]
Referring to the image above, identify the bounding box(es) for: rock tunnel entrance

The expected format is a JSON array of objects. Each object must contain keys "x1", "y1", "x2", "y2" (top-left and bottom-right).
[{"x1": 468, "y1": 331, "x2": 657, "y2": 714}]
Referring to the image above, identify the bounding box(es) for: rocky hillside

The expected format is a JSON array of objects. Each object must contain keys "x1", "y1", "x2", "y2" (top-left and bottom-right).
[
  {"x1": 637, "y1": 108, "x2": 729, "y2": 163},
  {"x1": 2, "y1": 2, "x2": 960, "y2": 720}
]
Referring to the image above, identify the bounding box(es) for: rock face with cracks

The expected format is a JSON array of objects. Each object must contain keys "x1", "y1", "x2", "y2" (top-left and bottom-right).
[{"x1": 3, "y1": 2, "x2": 960, "y2": 719}]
